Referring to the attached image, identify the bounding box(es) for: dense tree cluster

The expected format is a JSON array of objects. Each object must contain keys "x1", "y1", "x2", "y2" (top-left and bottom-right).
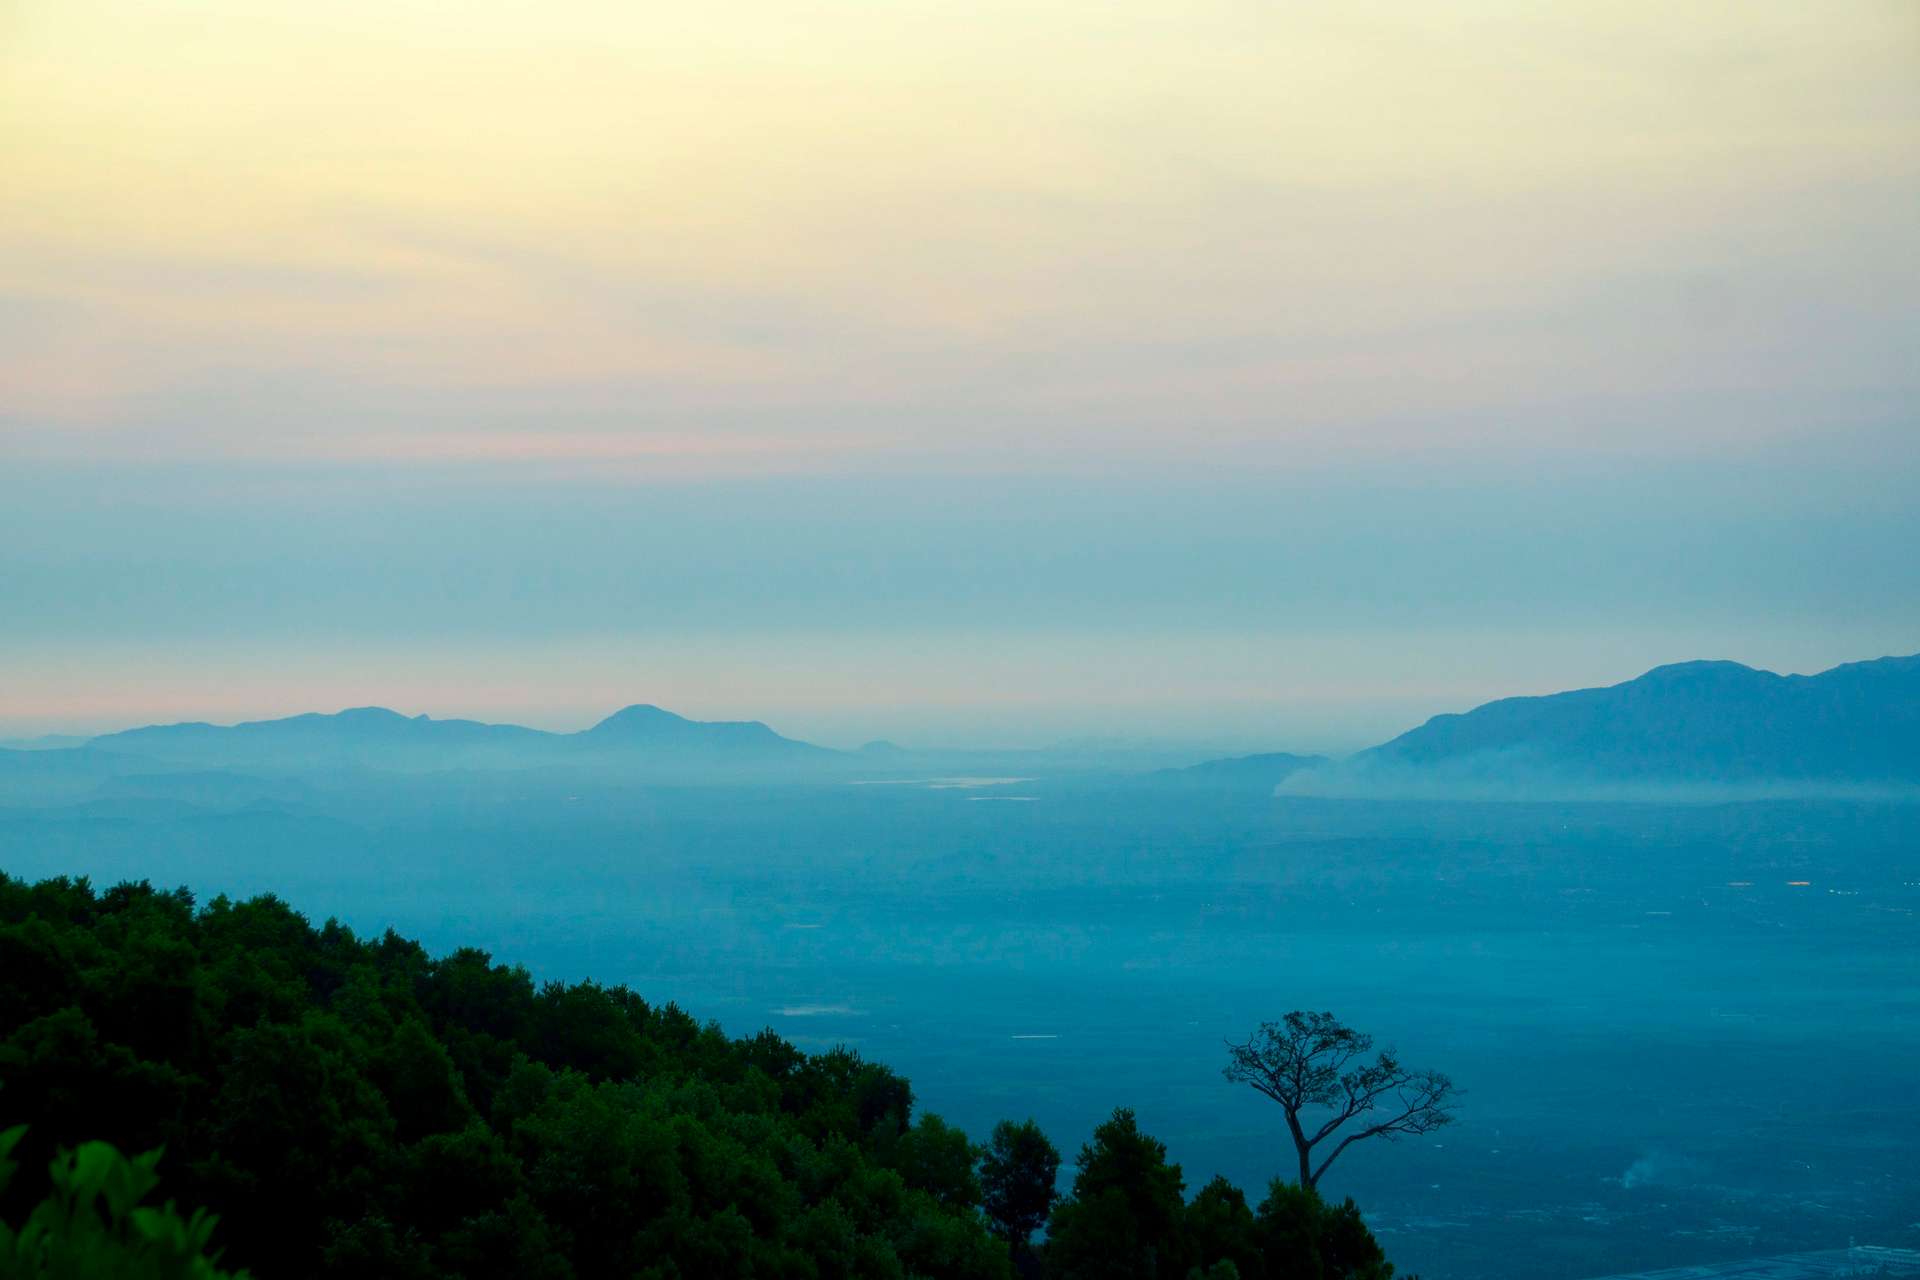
[
  {"x1": 1044, "y1": 1110, "x2": 1396, "y2": 1280},
  {"x1": 0, "y1": 874, "x2": 1401, "y2": 1279}
]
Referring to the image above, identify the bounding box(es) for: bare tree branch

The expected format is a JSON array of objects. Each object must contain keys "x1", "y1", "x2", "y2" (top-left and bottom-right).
[{"x1": 1224, "y1": 1011, "x2": 1457, "y2": 1189}]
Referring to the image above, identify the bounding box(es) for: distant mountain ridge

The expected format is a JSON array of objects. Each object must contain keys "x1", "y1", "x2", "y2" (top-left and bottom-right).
[
  {"x1": 1347, "y1": 653, "x2": 1920, "y2": 787},
  {"x1": 28, "y1": 651, "x2": 1920, "y2": 793},
  {"x1": 89, "y1": 703, "x2": 832, "y2": 773},
  {"x1": 581, "y1": 704, "x2": 819, "y2": 755}
]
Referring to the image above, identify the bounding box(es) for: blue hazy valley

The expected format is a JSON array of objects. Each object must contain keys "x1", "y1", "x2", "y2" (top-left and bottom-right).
[{"x1": 2, "y1": 656, "x2": 1916, "y2": 1278}]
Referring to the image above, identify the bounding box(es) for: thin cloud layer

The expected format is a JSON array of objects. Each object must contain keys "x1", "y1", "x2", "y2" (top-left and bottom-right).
[{"x1": 4, "y1": 0, "x2": 1915, "y2": 468}]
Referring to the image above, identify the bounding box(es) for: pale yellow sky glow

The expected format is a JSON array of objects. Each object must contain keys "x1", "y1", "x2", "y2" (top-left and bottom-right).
[
  {"x1": 4, "y1": 0, "x2": 1918, "y2": 739},
  {"x1": 5, "y1": 0, "x2": 1916, "y2": 469}
]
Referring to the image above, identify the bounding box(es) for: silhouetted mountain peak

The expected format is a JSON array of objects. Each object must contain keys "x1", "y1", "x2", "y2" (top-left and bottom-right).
[
  {"x1": 86, "y1": 701, "x2": 836, "y2": 772},
  {"x1": 246, "y1": 706, "x2": 416, "y2": 734},
  {"x1": 1619, "y1": 660, "x2": 1778, "y2": 695},
  {"x1": 585, "y1": 704, "x2": 777, "y2": 739},
  {"x1": 574, "y1": 704, "x2": 828, "y2": 758},
  {"x1": 1352, "y1": 652, "x2": 1920, "y2": 786},
  {"x1": 586, "y1": 704, "x2": 696, "y2": 735}
]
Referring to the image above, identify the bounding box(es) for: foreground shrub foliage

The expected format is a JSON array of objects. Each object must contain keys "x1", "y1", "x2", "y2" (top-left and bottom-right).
[
  {"x1": 0, "y1": 1125, "x2": 245, "y2": 1279},
  {"x1": 0, "y1": 874, "x2": 1399, "y2": 1279}
]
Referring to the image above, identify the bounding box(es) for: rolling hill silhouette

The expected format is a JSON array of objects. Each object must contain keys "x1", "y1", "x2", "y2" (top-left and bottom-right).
[
  {"x1": 88, "y1": 704, "x2": 833, "y2": 773},
  {"x1": 1346, "y1": 653, "x2": 1920, "y2": 786},
  {"x1": 23, "y1": 652, "x2": 1920, "y2": 792}
]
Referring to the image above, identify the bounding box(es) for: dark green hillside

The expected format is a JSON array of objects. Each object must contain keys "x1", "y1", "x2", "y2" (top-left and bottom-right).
[{"x1": 0, "y1": 873, "x2": 1398, "y2": 1279}]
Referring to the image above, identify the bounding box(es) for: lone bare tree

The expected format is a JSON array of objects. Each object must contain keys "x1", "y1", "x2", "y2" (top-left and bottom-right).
[{"x1": 1225, "y1": 1010, "x2": 1456, "y2": 1190}]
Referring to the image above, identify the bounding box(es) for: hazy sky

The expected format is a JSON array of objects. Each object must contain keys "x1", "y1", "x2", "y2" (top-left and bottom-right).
[{"x1": 3, "y1": 1, "x2": 1917, "y2": 748}]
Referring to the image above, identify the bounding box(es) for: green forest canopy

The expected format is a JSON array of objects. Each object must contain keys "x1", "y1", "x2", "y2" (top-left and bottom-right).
[{"x1": 0, "y1": 873, "x2": 1402, "y2": 1279}]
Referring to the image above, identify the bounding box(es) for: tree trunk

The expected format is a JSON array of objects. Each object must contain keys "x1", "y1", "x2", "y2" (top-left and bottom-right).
[{"x1": 1285, "y1": 1109, "x2": 1315, "y2": 1188}]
